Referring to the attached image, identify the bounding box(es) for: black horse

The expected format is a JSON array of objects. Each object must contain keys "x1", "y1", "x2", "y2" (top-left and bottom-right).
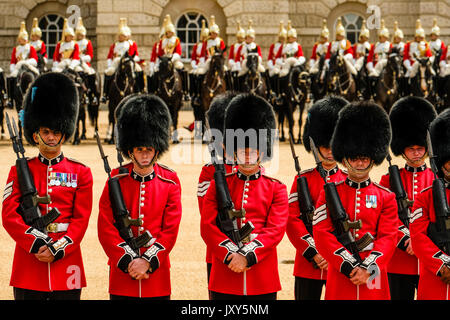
[
  {"x1": 372, "y1": 48, "x2": 401, "y2": 114},
  {"x1": 327, "y1": 52, "x2": 357, "y2": 102},
  {"x1": 309, "y1": 53, "x2": 327, "y2": 102},
  {"x1": 240, "y1": 52, "x2": 268, "y2": 98},
  {"x1": 276, "y1": 65, "x2": 310, "y2": 144},
  {"x1": 156, "y1": 55, "x2": 183, "y2": 144},
  {"x1": 197, "y1": 47, "x2": 227, "y2": 140},
  {"x1": 105, "y1": 52, "x2": 136, "y2": 144}
]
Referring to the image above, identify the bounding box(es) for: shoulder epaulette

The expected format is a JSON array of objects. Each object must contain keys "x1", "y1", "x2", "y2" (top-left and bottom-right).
[
  {"x1": 335, "y1": 180, "x2": 345, "y2": 186},
  {"x1": 225, "y1": 171, "x2": 236, "y2": 177},
  {"x1": 300, "y1": 168, "x2": 315, "y2": 175},
  {"x1": 157, "y1": 163, "x2": 175, "y2": 172},
  {"x1": 66, "y1": 157, "x2": 87, "y2": 167},
  {"x1": 420, "y1": 185, "x2": 432, "y2": 194},
  {"x1": 373, "y1": 182, "x2": 392, "y2": 193},
  {"x1": 263, "y1": 174, "x2": 284, "y2": 185},
  {"x1": 157, "y1": 174, "x2": 176, "y2": 185}
]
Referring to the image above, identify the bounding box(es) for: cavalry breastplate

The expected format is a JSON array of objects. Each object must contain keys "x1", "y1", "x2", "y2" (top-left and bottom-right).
[
  {"x1": 114, "y1": 41, "x2": 130, "y2": 58},
  {"x1": 77, "y1": 39, "x2": 88, "y2": 55},
  {"x1": 430, "y1": 39, "x2": 442, "y2": 53},
  {"x1": 30, "y1": 40, "x2": 42, "y2": 52},
  {"x1": 15, "y1": 44, "x2": 31, "y2": 61},
  {"x1": 60, "y1": 42, "x2": 75, "y2": 59},
  {"x1": 283, "y1": 42, "x2": 298, "y2": 58},
  {"x1": 409, "y1": 41, "x2": 428, "y2": 58}
]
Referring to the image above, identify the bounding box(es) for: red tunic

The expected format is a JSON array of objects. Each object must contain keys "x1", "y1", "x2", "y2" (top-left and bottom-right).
[
  {"x1": 197, "y1": 163, "x2": 237, "y2": 264},
  {"x1": 157, "y1": 37, "x2": 182, "y2": 58},
  {"x1": 403, "y1": 41, "x2": 432, "y2": 64},
  {"x1": 410, "y1": 183, "x2": 450, "y2": 300},
  {"x1": 313, "y1": 178, "x2": 398, "y2": 300},
  {"x1": 286, "y1": 167, "x2": 347, "y2": 280},
  {"x1": 235, "y1": 44, "x2": 263, "y2": 63},
  {"x1": 191, "y1": 42, "x2": 208, "y2": 65},
  {"x1": 79, "y1": 40, "x2": 94, "y2": 67},
  {"x1": 379, "y1": 164, "x2": 434, "y2": 275},
  {"x1": 2, "y1": 153, "x2": 93, "y2": 291},
  {"x1": 325, "y1": 40, "x2": 353, "y2": 60},
  {"x1": 97, "y1": 166, "x2": 182, "y2": 298},
  {"x1": 200, "y1": 169, "x2": 289, "y2": 296},
  {"x1": 107, "y1": 41, "x2": 139, "y2": 60},
  {"x1": 53, "y1": 42, "x2": 80, "y2": 62},
  {"x1": 267, "y1": 43, "x2": 283, "y2": 64},
  {"x1": 10, "y1": 45, "x2": 38, "y2": 65}
]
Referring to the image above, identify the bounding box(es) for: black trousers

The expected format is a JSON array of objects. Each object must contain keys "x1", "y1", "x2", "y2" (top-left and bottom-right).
[
  {"x1": 294, "y1": 277, "x2": 326, "y2": 300},
  {"x1": 388, "y1": 273, "x2": 419, "y2": 300},
  {"x1": 110, "y1": 294, "x2": 170, "y2": 301},
  {"x1": 13, "y1": 287, "x2": 81, "y2": 300},
  {"x1": 210, "y1": 291, "x2": 277, "y2": 301}
]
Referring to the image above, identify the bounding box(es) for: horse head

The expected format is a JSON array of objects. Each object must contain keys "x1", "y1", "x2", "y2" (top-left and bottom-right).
[
  {"x1": 158, "y1": 55, "x2": 175, "y2": 79},
  {"x1": 387, "y1": 47, "x2": 401, "y2": 75},
  {"x1": 118, "y1": 51, "x2": 136, "y2": 80},
  {"x1": 246, "y1": 49, "x2": 260, "y2": 76},
  {"x1": 210, "y1": 46, "x2": 226, "y2": 74}
]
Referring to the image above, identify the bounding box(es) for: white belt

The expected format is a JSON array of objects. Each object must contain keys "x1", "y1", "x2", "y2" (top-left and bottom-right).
[
  {"x1": 46, "y1": 223, "x2": 69, "y2": 233},
  {"x1": 360, "y1": 242, "x2": 374, "y2": 252}
]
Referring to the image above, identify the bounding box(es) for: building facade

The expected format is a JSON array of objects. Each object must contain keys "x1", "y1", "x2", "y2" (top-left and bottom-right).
[{"x1": 0, "y1": 0, "x2": 449, "y2": 72}]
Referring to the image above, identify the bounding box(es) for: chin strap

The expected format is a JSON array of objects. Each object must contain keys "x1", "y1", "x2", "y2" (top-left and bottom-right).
[
  {"x1": 129, "y1": 150, "x2": 159, "y2": 170},
  {"x1": 36, "y1": 132, "x2": 64, "y2": 149},
  {"x1": 343, "y1": 158, "x2": 374, "y2": 176},
  {"x1": 401, "y1": 151, "x2": 428, "y2": 166}
]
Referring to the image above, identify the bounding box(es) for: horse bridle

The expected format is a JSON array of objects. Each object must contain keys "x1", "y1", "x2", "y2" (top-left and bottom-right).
[{"x1": 114, "y1": 56, "x2": 135, "y2": 97}]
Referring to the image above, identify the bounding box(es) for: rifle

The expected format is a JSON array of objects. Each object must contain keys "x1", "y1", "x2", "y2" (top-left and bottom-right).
[
  {"x1": 288, "y1": 133, "x2": 315, "y2": 234},
  {"x1": 206, "y1": 124, "x2": 254, "y2": 249},
  {"x1": 5, "y1": 113, "x2": 60, "y2": 232},
  {"x1": 310, "y1": 137, "x2": 373, "y2": 265},
  {"x1": 386, "y1": 153, "x2": 413, "y2": 228},
  {"x1": 95, "y1": 131, "x2": 151, "y2": 253},
  {"x1": 426, "y1": 131, "x2": 450, "y2": 255}
]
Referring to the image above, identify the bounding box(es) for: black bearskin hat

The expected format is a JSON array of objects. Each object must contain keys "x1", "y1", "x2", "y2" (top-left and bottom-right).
[
  {"x1": 224, "y1": 93, "x2": 276, "y2": 161},
  {"x1": 116, "y1": 94, "x2": 171, "y2": 159},
  {"x1": 429, "y1": 108, "x2": 450, "y2": 178},
  {"x1": 303, "y1": 95, "x2": 349, "y2": 152},
  {"x1": 206, "y1": 91, "x2": 237, "y2": 136},
  {"x1": 331, "y1": 101, "x2": 392, "y2": 166},
  {"x1": 389, "y1": 96, "x2": 437, "y2": 156},
  {"x1": 23, "y1": 72, "x2": 79, "y2": 145}
]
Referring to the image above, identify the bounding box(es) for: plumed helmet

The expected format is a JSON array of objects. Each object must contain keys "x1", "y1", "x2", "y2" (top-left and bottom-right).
[
  {"x1": 200, "y1": 19, "x2": 209, "y2": 41},
  {"x1": 335, "y1": 17, "x2": 346, "y2": 37},
  {"x1": 378, "y1": 19, "x2": 390, "y2": 39},
  {"x1": 116, "y1": 94, "x2": 171, "y2": 159},
  {"x1": 224, "y1": 94, "x2": 276, "y2": 161},
  {"x1": 359, "y1": 20, "x2": 370, "y2": 40},
  {"x1": 246, "y1": 20, "x2": 256, "y2": 39},
  {"x1": 278, "y1": 21, "x2": 287, "y2": 40},
  {"x1": 331, "y1": 101, "x2": 392, "y2": 166},
  {"x1": 320, "y1": 19, "x2": 330, "y2": 39},
  {"x1": 431, "y1": 18, "x2": 440, "y2": 36},
  {"x1": 17, "y1": 21, "x2": 29, "y2": 41},
  {"x1": 61, "y1": 18, "x2": 75, "y2": 40},
  {"x1": 389, "y1": 96, "x2": 437, "y2": 156},
  {"x1": 415, "y1": 19, "x2": 425, "y2": 38},
  {"x1": 31, "y1": 18, "x2": 42, "y2": 38},
  {"x1": 75, "y1": 17, "x2": 87, "y2": 36},
  {"x1": 164, "y1": 14, "x2": 176, "y2": 34},
  {"x1": 429, "y1": 108, "x2": 450, "y2": 179},
  {"x1": 303, "y1": 95, "x2": 349, "y2": 152},
  {"x1": 236, "y1": 20, "x2": 246, "y2": 39},
  {"x1": 287, "y1": 20, "x2": 297, "y2": 39},
  {"x1": 209, "y1": 15, "x2": 220, "y2": 34},
  {"x1": 23, "y1": 72, "x2": 79, "y2": 145},
  {"x1": 118, "y1": 18, "x2": 131, "y2": 37},
  {"x1": 393, "y1": 21, "x2": 404, "y2": 39}
]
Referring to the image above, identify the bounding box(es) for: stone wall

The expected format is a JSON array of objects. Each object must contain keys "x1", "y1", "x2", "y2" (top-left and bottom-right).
[{"x1": 0, "y1": 0, "x2": 449, "y2": 72}]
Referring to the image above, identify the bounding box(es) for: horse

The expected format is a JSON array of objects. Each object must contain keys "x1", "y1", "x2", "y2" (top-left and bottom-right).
[
  {"x1": 327, "y1": 52, "x2": 357, "y2": 102},
  {"x1": 372, "y1": 48, "x2": 401, "y2": 114},
  {"x1": 62, "y1": 67, "x2": 88, "y2": 145},
  {"x1": 240, "y1": 52, "x2": 268, "y2": 98},
  {"x1": 276, "y1": 64, "x2": 310, "y2": 144},
  {"x1": 156, "y1": 55, "x2": 183, "y2": 144},
  {"x1": 85, "y1": 71, "x2": 101, "y2": 135},
  {"x1": 197, "y1": 47, "x2": 227, "y2": 140},
  {"x1": 105, "y1": 52, "x2": 136, "y2": 144},
  {"x1": 12, "y1": 65, "x2": 37, "y2": 137},
  {"x1": 309, "y1": 53, "x2": 327, "y2": 102},
  {"x1": 409, "y1": 54, "x2": 436, "y2": 104}
]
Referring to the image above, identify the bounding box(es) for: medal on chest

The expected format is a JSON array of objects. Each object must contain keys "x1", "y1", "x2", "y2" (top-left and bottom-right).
[{"x1": 365, "y1": 195, "x2": 377, "y2": 209}]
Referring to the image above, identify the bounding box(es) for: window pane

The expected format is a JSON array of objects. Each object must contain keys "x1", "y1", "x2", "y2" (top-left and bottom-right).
[{"x1": 176, "y1": 12, "x2": 205, "y2": 60}]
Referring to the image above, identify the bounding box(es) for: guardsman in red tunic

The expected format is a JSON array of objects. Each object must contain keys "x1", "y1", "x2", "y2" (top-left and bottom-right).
[
  {"x1": 403, "y1": 19, "x2": 432, "y2": 79},
  {"x1": 286, "y1": 96, "x2": 348, "y2": 300},
  {"x1": 98, "y1": 94, "x2": 182, "y2": 300},
  {"x1": 197, "y1": 93, "x2": 238, "y2": 298},
  {"x1": 2, "y1": 72, "x2": 93, "y2": 300},
  {"x1": 313, "y1": 101, "x2": 398, "y2": 300},
  {"x1": 379, "y1": 96, "x2": 437, "y2": 300},
  {"x1": 52, "y1": 19, "x2": 80, "y2": 73},
  {"x1": 201, "y1": 93, "x2": 288, "y2": 300},
  {"x1": 30, "y1": 18, "x2": 48, "y2": 71},
  {"x1": 410, "y1": 109, "x2": 450, "y2": 300}
]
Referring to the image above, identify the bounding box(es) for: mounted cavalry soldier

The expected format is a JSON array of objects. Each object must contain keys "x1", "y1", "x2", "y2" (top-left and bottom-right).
[
  {"x1": 98, "y1": 94, "x2": 182, "y2": 300},
  {"x1": 101, "y1": 18, "x2": 143, "y2": 103},
  {"x1": 30, "y1": 18, "x2": 48, "y2": 72},
  {"x1": 309, "y1": 20, "x2": 330, "y2": 75},
  {"x1": 429, "y1": 19, "x2": 445, "y2": 68},
  {"x1": 189, "y1": 19, "x2": 210, "y2": 105},
  {"x1": 353, "y1": 20, "x2": 371, "y2": 74},
  {"x1": 379, "y1": 96, "x2": 437, "y2": 300},
  {"x1": 267, "y1": 21, "x2": 286, "y2": 78},
  {"x1": 52, "y1": 19, "x2": 80, "y2": 73},
  {"x1": 278, "y1": 21, "x2": 306, "y2": 78},
  {"x1": 403, "y1": 19, "x2": 432, "y2": 79},
  {"x1": 313, "y1": 101, "x2": 398, "y2": 300},
  {"x1": 366, "y1": 20, "x2": 392, "y2": 78},
  {"x1": 6, "y1": 21, "x2": 39, "y2": 108},
  {"x1": 2, "y1": 72, "x2": 93, "y2": 300},
  {"x1": 228, "y1": 21, "x2": 246, "y2": 91},
  {"x1": 324, "y1": 17, "x2": 356, "y2": 76},
  {"x1": 237, "y1": 20, "x2": 265, "y2": 77},
  {"x1": 392, "y1": 21, "x2": 405, "y2": 56}
]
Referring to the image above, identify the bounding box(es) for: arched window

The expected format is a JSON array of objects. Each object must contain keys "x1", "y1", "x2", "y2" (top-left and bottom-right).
[
  {"x1": 339, "y1": 14, "x2": 364, "y2": 44},
  {"x1": 38, "y1": 14, "x2": 65, "y2": 61},
  {"x1": 176, "y1": 12, "x2": 208, "y2": 61}
]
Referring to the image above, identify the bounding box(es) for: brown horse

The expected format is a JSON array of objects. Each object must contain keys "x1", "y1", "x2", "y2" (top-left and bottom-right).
[
  {"x1": 199, "y1": 47, "x2": 227, "y2": 141},
  {"x1": 157, "y1": 55, "x2": 183, "y2": 143},
  {"x1": 327, "y1": 52, "x2": 357, "y2": 102}
]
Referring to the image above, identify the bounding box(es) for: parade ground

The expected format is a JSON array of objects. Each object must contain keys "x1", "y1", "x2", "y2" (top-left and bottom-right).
[{"x1": 0, "y1": 106, "x2": 407, "y2": 300}]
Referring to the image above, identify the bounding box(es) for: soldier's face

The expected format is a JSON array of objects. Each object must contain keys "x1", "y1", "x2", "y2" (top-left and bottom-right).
[
  {"x1": 33, "y1": 127, "x2": 65, "y2": 155},
  {"x1": 288, "y1": 36, "x2": 296, "y2": 43},
  {"x1": 18, "y1": 38, "x2": 27, "y2": 45},
  {"x1": 130, "y1": 146, "x2": 157, "y2": 169},
  {"x1": 166, "y1": 31, "x2": 174, "y2": 38},
  {"x1": 336, "y1": 34, "x2": 344, "y2": 41},
  {"x1": 320, "y1": 36, "x2": 328, "y2": 43},
  {"x1": 118, "y1": 34, "x2": 127, "y2": 42},
  {"x1": 76, "y1": 33, "x2": 84, "y2": 41},
  {"x1": 318, "y1": 146, "x2": 336, "y2": 168},
  {"x1": 31, "y1": 34, "x2": 40, "y2": 42},
  {"x1": 65, "y1": 35, "x2": 74, "y2": 42},
  {"x1": 235, "y1": 148, "x2": 260, "y2": 169},
  {"x1": 394, "y1": 36, "x2": 402, "y2": 44},
  {"x1": 431, "y1": 34, "x2": 438, "y2": 41},
  {"x1": 403, "y1": 145, "x2": 426, "y2": 166},
  {"x1": 379, "y1": 36, "x2": 388, "y2": 43},
  {"x1": 345, "y1": 157, "x2": 373, "y2": 181}
]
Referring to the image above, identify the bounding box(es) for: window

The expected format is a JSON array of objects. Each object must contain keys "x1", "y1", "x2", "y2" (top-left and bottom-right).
[
  {"x1": 176, "y1": 12, "x2": 208, "y2": 61},
  {"x1": 38, "y1": 14, "x2": 65, "y2": 61},
  {"x1": 339, "y1": 14, "x2": 364, "y2": 44}
]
